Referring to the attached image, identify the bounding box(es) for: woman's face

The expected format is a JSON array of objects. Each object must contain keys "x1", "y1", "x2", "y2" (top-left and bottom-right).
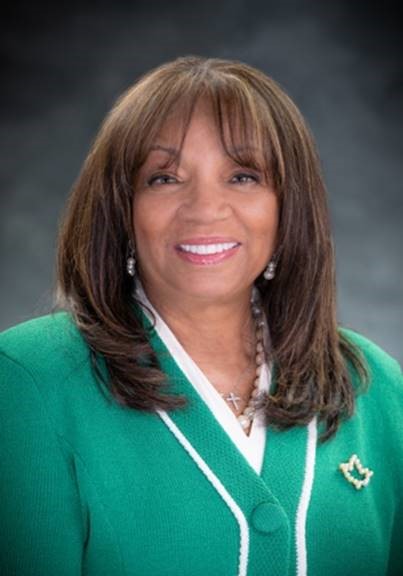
[{"x1": 132, "y1": 98, "x2": 279, "y2": 308}]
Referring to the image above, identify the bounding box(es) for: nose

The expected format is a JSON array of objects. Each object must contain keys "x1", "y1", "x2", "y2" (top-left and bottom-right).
[{"x1": 179, "y1": 177, "x2": 231, "y2": 224}]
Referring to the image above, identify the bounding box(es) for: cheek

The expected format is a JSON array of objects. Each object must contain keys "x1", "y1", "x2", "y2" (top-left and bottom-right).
[
  {"x1": 132, "y1": 200, "x2": 156, "y2": 255},
  {"x1": 249, "y1": 196, "x2": 279, "y2": 239},
  {"x1": 133, "y1": 195, "x2": 157, "y2": 234},
  {"x1": 132, "y1": 197, "x2": 174, "y2": 254}
]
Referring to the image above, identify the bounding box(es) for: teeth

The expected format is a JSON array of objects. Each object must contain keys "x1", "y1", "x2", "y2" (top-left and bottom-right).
[{"x1": 179, "y1": 242, "x2": 238, "y2": 255}]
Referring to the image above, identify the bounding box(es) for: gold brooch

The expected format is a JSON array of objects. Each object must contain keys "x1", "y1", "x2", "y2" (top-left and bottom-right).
[{"x1": 339, "y1": 454, "x2": 374, "y2": 490}]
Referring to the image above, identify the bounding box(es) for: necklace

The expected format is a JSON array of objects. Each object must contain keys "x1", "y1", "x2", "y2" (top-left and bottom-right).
[
  {"x1": 222, "y1": 362, "x2": 255, "y2": 411},
  {"x1": 221, "y1": 295, "x2": 266, "y2": 430}
]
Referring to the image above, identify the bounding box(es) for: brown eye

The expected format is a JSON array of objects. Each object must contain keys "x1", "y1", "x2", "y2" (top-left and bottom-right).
[
  {"x1": 232, "y1": 173, "x2": 260, "y2": 184},
  {"x1": 147, "y1": 174, "x2": 178, "y2": 186}
]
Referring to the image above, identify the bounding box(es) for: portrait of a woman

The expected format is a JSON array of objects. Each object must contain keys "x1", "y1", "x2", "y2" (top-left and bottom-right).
[{"x1": 1, "y1": 55, "x2": 402, "y2": 575}]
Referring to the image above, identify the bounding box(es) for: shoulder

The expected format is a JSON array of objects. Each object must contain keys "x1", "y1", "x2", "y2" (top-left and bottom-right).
[
  {"x1": 0, "y1": 311, "x2": 113, "y2": 436},
  {"x1": 339, "y1": 326, "x2": 402, "y2": 383},
  {"x1": 0, "y1": 311, "x2": 90, "y2": 377},
  {"x1": 339, "y1": 326, "x2": 403, "y2": 422},
  {"x1": 340, "y1": 328, "x2": 402, "y2": 376}
]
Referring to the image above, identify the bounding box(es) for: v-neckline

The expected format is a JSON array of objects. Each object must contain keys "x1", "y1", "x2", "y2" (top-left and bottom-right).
[{"x1": 134, "y1": 286, "x2": 271, "y2": 472}]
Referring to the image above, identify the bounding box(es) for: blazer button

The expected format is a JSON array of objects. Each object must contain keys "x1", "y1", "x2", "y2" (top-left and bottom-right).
[{"x1": 251, "y1": 502, "x2": 287, "y2": 534}]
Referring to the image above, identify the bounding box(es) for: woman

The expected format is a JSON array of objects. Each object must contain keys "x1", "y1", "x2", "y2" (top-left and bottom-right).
[{"x1": 0, "y1": 55, "x2": 401, "y2": 576}]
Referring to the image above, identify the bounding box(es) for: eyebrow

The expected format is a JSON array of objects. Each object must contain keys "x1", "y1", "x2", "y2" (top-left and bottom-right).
[
  {"x1": 149, "y1": 144, "x2": 259, "y2": 154},
  {"x1": 149, "y1": 145, "x2": 178, "y2": 155}
]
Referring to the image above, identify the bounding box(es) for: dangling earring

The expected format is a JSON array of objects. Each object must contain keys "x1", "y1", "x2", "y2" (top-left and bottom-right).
[
  {"x1": 263, "y1": 260, "x2": 276, "y2": 280},
  {"x1": 126, "y1": 247, "x2": 136, "y2": 277}
]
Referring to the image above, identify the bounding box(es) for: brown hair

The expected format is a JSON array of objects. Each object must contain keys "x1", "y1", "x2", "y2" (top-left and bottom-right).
[{"x1": 56, "y1": 55, "x2": 368, "y2": 441}]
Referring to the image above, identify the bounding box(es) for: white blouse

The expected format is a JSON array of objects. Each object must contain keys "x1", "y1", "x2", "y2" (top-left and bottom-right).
[{"x1": 135, "y1": 284, "x2": 272, "y2": 475}]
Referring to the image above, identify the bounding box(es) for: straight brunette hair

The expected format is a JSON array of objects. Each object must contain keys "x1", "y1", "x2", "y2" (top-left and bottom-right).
[{"x1": 56, "y1": 55, "x2": 367, "y2": 441}]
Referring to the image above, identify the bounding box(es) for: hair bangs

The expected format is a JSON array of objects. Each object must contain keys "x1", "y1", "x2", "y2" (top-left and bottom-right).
[
  {"x1": 129, "y1": 73, "x2": 275, "y2": 186},
  {"x1": 211, "y1": 84, "x2": 273, "y2": 181},
  {"x1": 128, "y1": 90, "x2": 199, "y2": 179}
]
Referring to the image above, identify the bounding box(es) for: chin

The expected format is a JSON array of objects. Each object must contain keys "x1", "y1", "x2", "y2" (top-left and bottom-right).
[{"x1": 172, "y1": 278, "x2": 245, "y2": 303}]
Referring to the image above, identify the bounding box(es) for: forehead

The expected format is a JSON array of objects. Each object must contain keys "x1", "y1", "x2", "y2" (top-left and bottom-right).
[
  {"x1": 139, "y1": 95, "x2": 268, "y2": 171},
  {"x1": 150, "y1": 101, "x2": 215, "y2": 146}
]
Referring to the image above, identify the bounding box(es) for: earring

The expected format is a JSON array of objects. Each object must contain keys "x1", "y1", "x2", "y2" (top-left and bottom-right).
[
  {"x1": 263, "y1": 260, "x2": 276, "y2": 280},
  {"x1": 126, "y1": 249, "x2": 136, "y2": 277}
]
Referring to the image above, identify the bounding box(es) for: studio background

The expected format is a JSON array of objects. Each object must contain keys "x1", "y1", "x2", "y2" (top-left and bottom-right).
[{"x1": 1, "y1": 0, "x2": 402, "y2": 363}]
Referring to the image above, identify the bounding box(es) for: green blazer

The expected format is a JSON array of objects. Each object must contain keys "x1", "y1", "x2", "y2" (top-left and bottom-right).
[{"x1": 0, "y1": 311, "x2": 402, "y2": 575}]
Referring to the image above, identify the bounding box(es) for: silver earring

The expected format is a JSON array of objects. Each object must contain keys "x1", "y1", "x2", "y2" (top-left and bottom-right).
[
  {"x1": 263, "y1": 260, "x2": 276, "y2": 280},
  {"x1": 126, "y1": 250, "x2": 136, "y2": 277}
]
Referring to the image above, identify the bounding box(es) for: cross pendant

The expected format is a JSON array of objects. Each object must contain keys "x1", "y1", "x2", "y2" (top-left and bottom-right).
[{"x1": 224, "y1": 392, "x2": 241, "y2": 411}]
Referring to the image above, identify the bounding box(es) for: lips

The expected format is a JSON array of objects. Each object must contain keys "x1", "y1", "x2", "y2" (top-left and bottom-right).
[{"x1": 175, "y1": 237, "x2": 241, "y2": 265}]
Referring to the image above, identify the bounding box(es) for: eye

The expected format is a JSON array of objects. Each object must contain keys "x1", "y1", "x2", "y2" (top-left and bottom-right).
[
  {"x1": 231, "y1": 172, "x2": 260, "y2": 184},
  {"x1": 147, "y1": 173, "x2": 178, "y2": 186}
]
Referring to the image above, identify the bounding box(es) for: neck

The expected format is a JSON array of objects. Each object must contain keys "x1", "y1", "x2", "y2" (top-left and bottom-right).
[
  {"x1": 137, "y1": 282, "x2": 265, "y2": 432},
  {"x1": 140, "y1": 285, "x2": 256, "y2": 367}
]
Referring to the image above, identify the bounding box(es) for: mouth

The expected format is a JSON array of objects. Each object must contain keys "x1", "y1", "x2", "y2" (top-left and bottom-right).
[
  {"x1": 178, "y1": 241, "x2": 239, "y2": 255},
  {"x1": 175, "y1": 239, "x2": 241, "y2": 265}
]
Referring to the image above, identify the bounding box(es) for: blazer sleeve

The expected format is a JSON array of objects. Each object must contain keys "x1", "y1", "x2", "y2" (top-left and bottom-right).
[{"x1": 0, "y1": 352, "x2": 85, "y2": 576}]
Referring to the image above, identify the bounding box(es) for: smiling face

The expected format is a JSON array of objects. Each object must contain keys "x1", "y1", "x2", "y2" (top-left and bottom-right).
[{"x1": 132, "y1": 97, "x2": 279, "y2": 310}]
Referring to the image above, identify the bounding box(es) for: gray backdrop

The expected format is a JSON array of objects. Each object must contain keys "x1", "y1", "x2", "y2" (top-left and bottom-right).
[{"x1": 1, "y1": 0, "x2": 402, "y2": 363}]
